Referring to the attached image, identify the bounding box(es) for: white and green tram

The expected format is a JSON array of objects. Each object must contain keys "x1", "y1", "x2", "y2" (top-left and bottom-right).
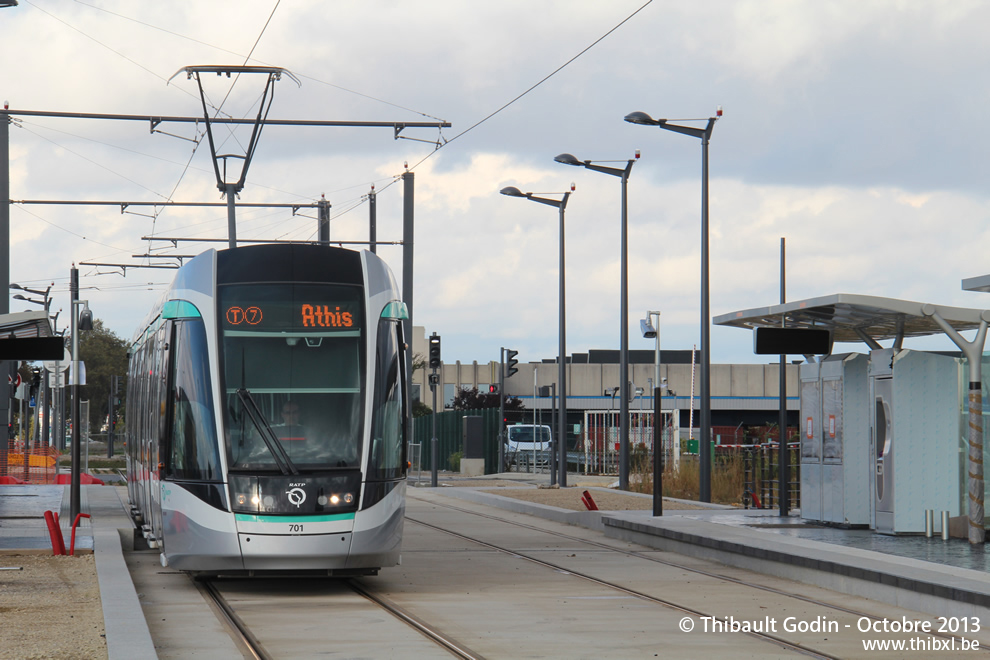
[{"x1": 125, "y1": 243, "x2": 409, "y2": 576}]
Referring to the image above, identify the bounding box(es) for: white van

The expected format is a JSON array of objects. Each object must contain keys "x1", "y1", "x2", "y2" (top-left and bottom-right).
[{"x1": 504, "y1": 424, "x2": 552, "y2": 470}]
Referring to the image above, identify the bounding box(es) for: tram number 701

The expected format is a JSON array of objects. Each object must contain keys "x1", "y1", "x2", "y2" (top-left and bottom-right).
[{"x1": 288, "y1": 524, "x2": 304, "y2": 533}]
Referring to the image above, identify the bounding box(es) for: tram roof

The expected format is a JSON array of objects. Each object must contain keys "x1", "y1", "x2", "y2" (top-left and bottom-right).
[{"x1": 714, "y1": 293, "x2": 989, "y2": 343}]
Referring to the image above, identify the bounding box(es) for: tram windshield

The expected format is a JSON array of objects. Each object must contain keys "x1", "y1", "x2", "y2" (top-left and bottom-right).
[{"x1": 218, "y1": 283, "x2": 365, "y2": 472}]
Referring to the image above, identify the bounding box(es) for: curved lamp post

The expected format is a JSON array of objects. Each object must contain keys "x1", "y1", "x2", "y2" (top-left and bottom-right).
[
  {"x1": 500, "y1": 184, "x2": 572, "y2": 487},
  {"x1": 625, "y1": 109, "x2": 719, "y2": 502},
  {"x1": 555, "y1": 152, "x2": 637, "y2": 490}
]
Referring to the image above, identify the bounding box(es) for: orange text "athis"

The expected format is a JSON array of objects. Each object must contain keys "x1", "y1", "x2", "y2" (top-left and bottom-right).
[{"x1": 301, "y1": 304, "x2": 353, "y2": 328}]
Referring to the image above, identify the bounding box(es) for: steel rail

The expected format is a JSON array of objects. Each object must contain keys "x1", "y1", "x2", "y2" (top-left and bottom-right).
[
  {"x1": 347, "y1": 579, "x2": 484, "y2": 660},
  {"x1": 198, "y1": 580, "x2": 270, "y2": 660}
]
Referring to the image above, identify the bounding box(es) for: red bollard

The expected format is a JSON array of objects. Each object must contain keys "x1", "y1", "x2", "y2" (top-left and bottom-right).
[
  {"x1": 68, "y1": 513, "x2": 91, "y2": 556},
  {"x1": 581, "y1": 490, "x2": 599, "y2": 511},
  {"x1": 43, "y1": 510, "x2": 66, "y2": 556}
]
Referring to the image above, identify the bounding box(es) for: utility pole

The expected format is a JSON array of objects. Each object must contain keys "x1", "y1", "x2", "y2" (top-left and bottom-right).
[
  {"x1": 1, "y1": 108, "x2": 11, "y2": 477},
  {"x1": 369, "y1": 185, "x2": 377, "y2": 254},
  {"x1": 428, "y1": 332, "x2": 441, "y2": 487},
  {"x1": 69, "y1": 265, "x2": 81, "y2": 521},
  {"x1": 318, "y1": 195, "x2": 330, "y2": 245}
]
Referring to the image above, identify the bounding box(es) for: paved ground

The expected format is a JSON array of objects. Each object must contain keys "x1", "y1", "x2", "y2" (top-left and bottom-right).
[{"x1": 5, "y1": 472, "x2": 990, "y2": 658}]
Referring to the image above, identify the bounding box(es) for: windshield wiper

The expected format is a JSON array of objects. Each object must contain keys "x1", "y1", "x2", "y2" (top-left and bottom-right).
[{"x1": 236, "y1": 388, "x2": 299, "y2": 475}]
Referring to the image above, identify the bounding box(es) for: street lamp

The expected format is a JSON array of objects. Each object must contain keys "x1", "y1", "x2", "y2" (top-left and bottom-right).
[
  {"x1": 500, "y1": 183, "x2": 572, "y2": 488},
  {"x1": 625, "y1": 108, "x2": 720, "y2": 502},
  {"x1": 555, "y1": 152, "x2": 637, "y2": 490},
  {"x1": 12, "y1": 294, "x2": 44, "y2": 308},
  {"x1": 10, "y1": 283, "x2": 52, "y2": 307}
]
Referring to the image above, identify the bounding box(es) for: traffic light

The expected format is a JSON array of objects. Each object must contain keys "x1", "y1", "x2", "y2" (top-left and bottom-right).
[
  {"x1": 505, "y1": 349, "x2": 518, "y2": 378},
  {"x1": 488, "y1": 384, "x2": 499, "y2": 394},
  {"x1": 429, "y1": 333, "x2": 442, "y2": 369}
]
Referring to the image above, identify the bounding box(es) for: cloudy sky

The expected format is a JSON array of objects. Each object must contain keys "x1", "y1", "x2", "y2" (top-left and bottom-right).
[{"x1": 3, "y1": 1, "x2": 989, "y2": 365}]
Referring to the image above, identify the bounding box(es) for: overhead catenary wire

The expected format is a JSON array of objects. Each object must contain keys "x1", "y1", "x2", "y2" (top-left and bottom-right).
[
  {"x1": 11, "y1": 2, "x2": 655, "y2": 274},
  {"x1": 377, "y1": 0, "x2": 655, "y2": 195},
  {"x1": 70, "y1": 0, "x2": 447, "y2": 123}
]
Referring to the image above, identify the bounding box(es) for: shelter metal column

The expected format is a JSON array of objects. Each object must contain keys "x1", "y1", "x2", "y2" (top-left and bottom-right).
[{"x1": 923, "y1": 304, "x2": 990, "y2": 545}]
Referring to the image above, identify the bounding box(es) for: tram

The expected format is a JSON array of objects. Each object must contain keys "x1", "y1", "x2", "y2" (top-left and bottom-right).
[{"x1": 125, "y1": 243, "x2": 409, "y2": 575}]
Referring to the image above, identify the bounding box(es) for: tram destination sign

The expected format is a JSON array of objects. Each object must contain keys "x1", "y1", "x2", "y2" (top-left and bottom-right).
[{"x1": 220, "y1": 284, "x2": 362, "y2": 332}]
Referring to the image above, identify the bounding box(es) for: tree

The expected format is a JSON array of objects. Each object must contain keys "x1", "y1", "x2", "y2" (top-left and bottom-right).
[
  {"x1": 78, "y1": 319, "x2": 128, "y2": 432},
  {"x1": 412, "y1": 400, "x2": 433, "y2": 418},
  {"x1": 451, "y1": 386, "x2": 525, "y2": 412}
]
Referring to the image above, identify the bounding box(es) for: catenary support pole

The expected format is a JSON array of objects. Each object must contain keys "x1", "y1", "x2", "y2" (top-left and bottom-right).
[
  {"x1": 318, "y1": 195, "x2": 330, "y2": 245},
  {"x1": 402, "y1": 172, "x2": 414, "y2": 426},
  {"x1": 779, "y1": 237, "x2": 789, "y2": 516},
  {"x1": 70, "y1": 266, "x2": 81, "y2": 521},
  {"x1": 369, "y1": 186, "x2": 377, "y2": 254},
  {"x1": 225, "y1": 183, "x2": 237, "y2": 249},
  {"x1": 1, "y1": 111, "x2": 10, "y2": 476}
]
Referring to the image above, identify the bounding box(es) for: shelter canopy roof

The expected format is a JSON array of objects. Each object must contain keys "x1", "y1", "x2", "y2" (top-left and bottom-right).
[
  {"x1": 714, "y1": 293, "x2": 988, "y2": 344},
  {"x1": 0, "y1": 310, "x2": 54, "y2": 339}
]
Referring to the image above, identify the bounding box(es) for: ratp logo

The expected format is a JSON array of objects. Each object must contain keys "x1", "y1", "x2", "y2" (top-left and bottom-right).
[{"x1": 285, "y1": 487, "x2": 306, "y2": 508}]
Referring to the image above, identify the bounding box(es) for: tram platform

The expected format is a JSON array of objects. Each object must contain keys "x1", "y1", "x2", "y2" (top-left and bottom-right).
[{"x1": 0, "y1": 483, "x2": 157, "y2": 660}]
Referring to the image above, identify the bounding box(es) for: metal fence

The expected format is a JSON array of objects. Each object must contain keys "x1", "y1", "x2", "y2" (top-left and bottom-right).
[
  {"x1": 411, "y1": 408, "x2": 501, "y2": 474},
  {"x1": 740, "y1": 442, "x2": 800, "y2": 511},
  {"x1": 580, "y1": 410, "x2": 680, "y2": 475}
]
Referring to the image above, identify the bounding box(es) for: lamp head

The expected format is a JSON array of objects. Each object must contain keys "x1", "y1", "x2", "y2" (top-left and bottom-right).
[
  {"x1": 9, "y1": 283, "x2": 22, "y2": 290},
  {"x1": 624, "y1": 111, "x2": 659, "y2": 126},
  {"x1": 78, "y1": 305, "x2": 93, "y2": 331},
  {"x1": 499, "y1": 186, "x2": 526, "y2": 198},
  {"x1": 554, "y1": 153, "x2": 583, "y2": 167}
]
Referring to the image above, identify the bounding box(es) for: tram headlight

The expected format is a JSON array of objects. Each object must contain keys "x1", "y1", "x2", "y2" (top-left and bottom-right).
[
  {"x1": 344, "y1": 493, "x2": 354, "y2": 504},
  {"x1": 329, "y1": 494, "x2": 340, "y2": 505},
  {"x1": 251, "y1": 495, "x2": 261, "y2": 506}
]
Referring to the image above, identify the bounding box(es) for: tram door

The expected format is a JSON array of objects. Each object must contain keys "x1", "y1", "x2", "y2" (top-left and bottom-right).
[
  {"x1": 148, "y1": 321, "x2": 170, "y2": 545},
  {"x1": 872, "y1": 376, "x2": 894, "y2": 532}
]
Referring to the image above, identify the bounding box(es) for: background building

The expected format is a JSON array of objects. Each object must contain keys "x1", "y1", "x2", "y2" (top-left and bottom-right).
[{"x1": 411, "y1": 326, "x2": 799, "y2": 448}]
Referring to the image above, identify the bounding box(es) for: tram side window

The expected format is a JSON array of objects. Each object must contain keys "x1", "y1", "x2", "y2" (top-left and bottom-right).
[
  {"x1": 167, "y1": 319, "x2": 221, "y2": 481},
  {"x1": 369, "y1": 319, "x2": 406, "y2": 480}
]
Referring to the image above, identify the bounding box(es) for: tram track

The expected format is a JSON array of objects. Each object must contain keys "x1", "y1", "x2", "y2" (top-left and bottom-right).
[
  {"x1": 199, "y1": 579, "x2": 270, "y2": 660},
  {"x1": 408, "y1": 495, "x2": 990, "y2": 657},
  {"x1": 406, "y1": 514, "x2": 839, "y2": 660},
  {"x1": 347, "y1": 579, "x2": 485, "y2": 659},
  {"x1": 198, "y1": 574, "x2": 483, "y2": 659}
]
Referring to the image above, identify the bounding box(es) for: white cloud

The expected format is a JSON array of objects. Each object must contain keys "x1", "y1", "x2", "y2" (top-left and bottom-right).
[{"x1": 2, "y1": 1, "x2": 989, "y2": 366}]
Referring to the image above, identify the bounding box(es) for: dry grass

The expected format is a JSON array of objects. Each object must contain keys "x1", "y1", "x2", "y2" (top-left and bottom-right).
[{"x1": 629, "y1": 449, "x2": 744, "y2": 505}]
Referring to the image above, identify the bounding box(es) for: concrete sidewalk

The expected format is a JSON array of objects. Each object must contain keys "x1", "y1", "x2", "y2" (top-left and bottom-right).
[{"x1": 0, "y1": 484, "x2": 156, "y2": 660}]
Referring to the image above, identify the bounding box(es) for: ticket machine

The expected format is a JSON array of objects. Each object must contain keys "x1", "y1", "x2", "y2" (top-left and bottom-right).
[
  {"x1": 869, "y1": 348, "x2": 963, "y2": 534},
  {"x1": 799, "y1": 353, "x2": 870, "y2": 526}
]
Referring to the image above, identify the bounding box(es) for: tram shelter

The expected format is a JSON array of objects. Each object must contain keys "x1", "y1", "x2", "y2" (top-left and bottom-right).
[{"x1": 715, "y1": 293, "x2": 990, "y2": 540}]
